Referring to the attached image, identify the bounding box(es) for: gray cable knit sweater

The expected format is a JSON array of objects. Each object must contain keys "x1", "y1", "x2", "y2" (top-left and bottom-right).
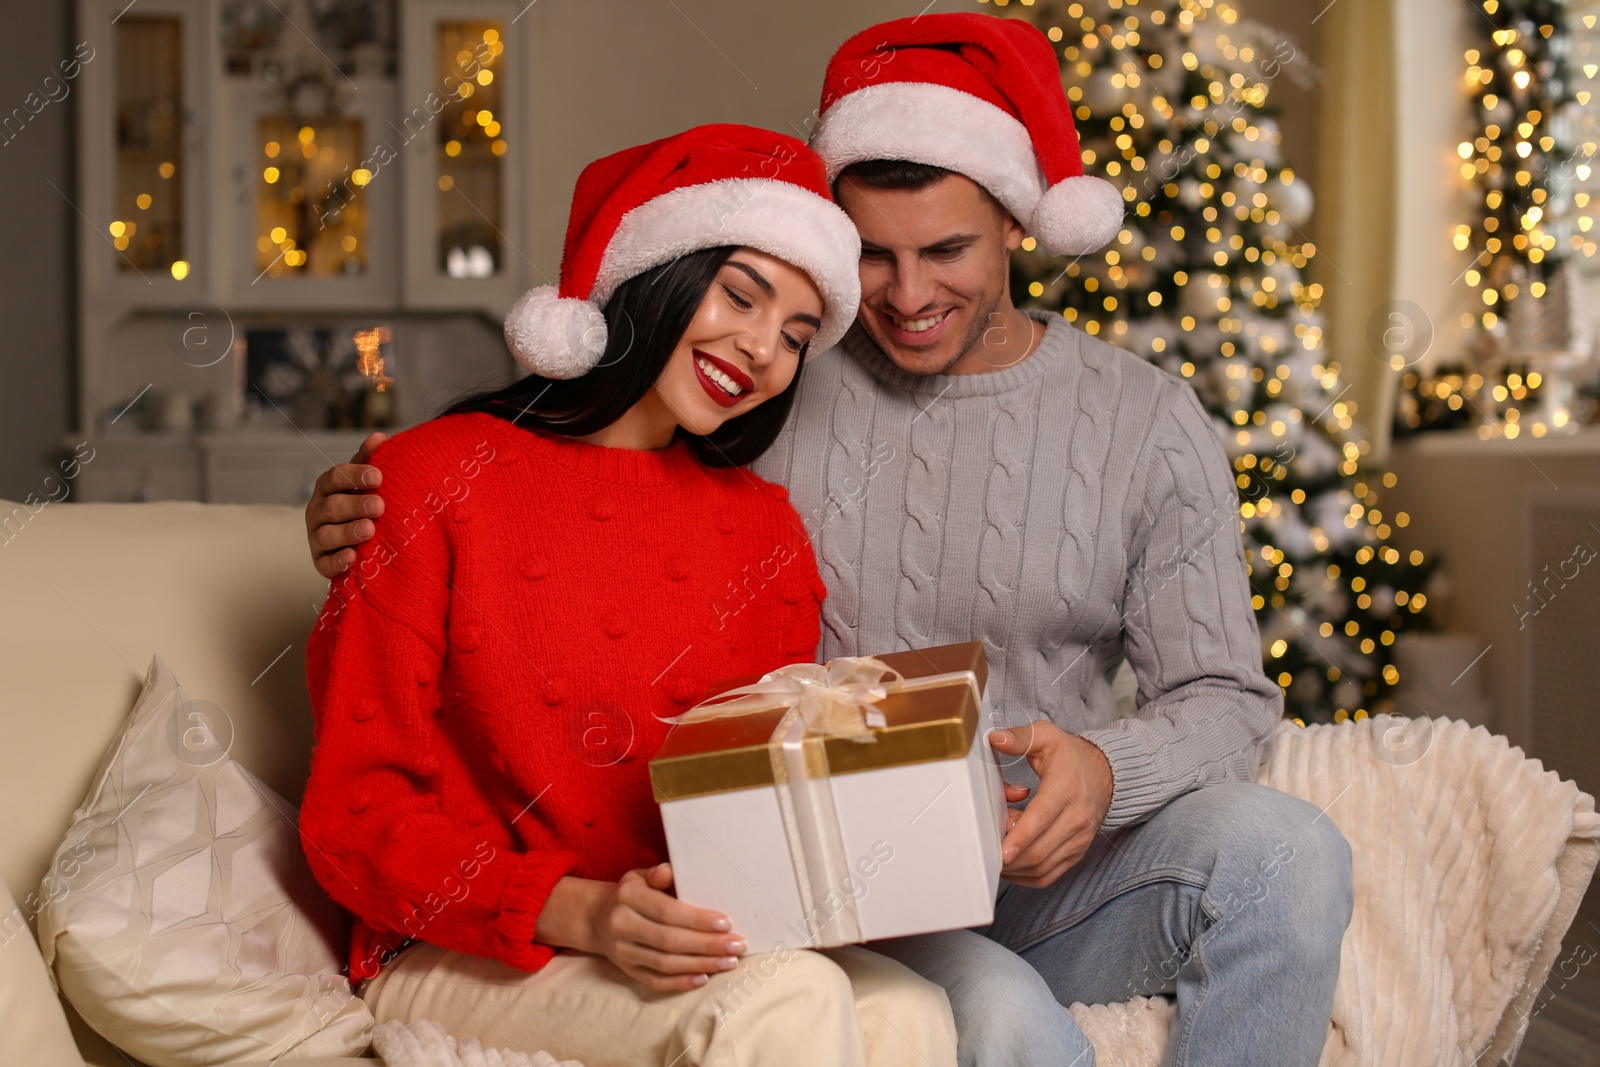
[{"x1": 751, "y1": 312, "x2": 1283, "y2": 831}]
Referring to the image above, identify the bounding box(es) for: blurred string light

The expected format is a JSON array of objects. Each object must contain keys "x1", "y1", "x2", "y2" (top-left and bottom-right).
[
  {"x1": 995, "y1": 0, "x2": 1440, "y2": 725},
  {"x1": 1402, "y1": 0, "x2": 1600, "y2": 438}
]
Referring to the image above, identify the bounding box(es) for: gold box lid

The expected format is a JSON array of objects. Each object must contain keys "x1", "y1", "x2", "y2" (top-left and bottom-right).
[{"x1": 649, "y1": 642, "x2": 987, "y2": 802}]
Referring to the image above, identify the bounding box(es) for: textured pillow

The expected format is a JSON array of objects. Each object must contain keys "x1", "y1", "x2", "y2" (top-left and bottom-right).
[{"x1": 34, "y1": 655, "x2": 373, "y2": 1065}]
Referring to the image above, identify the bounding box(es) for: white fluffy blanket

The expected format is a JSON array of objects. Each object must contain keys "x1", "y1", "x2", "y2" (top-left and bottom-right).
[
  {"x1": 1067, "y1": 715, "x2": 1600, "y2": 1067},
  {"x1": 371, "y1": 1019, "x2": 583, "y2": 1067},
  {"x1": 375, "y1": 716, "x2": 1600, "y2": 1067}
]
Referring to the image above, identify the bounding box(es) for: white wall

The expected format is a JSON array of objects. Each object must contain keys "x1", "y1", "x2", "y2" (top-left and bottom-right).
[{"x1": 514, "y1": 0, "x2": 984, "y2": 280}]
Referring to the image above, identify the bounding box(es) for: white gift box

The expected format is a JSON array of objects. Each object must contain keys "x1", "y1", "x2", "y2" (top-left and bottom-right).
[{"x1": 650, "y1": 643, "x2": 1007, "y2": 952}]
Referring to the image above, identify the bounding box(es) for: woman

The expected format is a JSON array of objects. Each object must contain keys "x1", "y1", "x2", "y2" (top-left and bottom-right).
[{"x1": 300, "y1": 125, "x2": 958, "y2": 1066}]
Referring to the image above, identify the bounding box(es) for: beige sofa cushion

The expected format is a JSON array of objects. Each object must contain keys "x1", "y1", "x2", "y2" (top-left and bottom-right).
[
  {"x1": 35, "y1": 654, "x2": 372, "y2": 1065},
  {"x1": 0, "y1": 873, "x2": 82, "y2": 1067},
  {"x1": 0, "y1": 499, "x2": 327, "y2": 900}
]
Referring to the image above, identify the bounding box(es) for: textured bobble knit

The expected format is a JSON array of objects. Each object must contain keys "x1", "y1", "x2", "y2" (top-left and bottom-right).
[
  {"x1": 302, "y1": 412, "x2": 824, "y2": 981},
  {"x1": 752, "y1": 314, "x2": 1283, "y2": 832}
]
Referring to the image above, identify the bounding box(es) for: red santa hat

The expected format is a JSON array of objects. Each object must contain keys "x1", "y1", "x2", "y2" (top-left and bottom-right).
[
  {"x1": 811, "y1": 13, "x2": 1123, "y2": 257},
  {"x1": 504, "y1": 124, "x2": 861, "y2": 379}
]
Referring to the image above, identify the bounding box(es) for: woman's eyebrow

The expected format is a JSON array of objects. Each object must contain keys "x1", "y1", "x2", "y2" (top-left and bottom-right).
[
  {"x1": 792, "y1": 312, "x2": 822, "y2": 328},
  {"x1": 725, "y1": 259, "x2": 775, "y2": 297}
]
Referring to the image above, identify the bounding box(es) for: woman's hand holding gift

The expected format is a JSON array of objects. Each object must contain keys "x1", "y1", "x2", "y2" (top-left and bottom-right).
[{"x1": 536, "y1": 865, "x2": 747, "y2": 992}]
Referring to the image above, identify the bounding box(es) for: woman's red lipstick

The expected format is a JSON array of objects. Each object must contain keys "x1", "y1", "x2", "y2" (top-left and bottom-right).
[{"x1": 692, "y1": 349, "x2": 752, "y2": 409}]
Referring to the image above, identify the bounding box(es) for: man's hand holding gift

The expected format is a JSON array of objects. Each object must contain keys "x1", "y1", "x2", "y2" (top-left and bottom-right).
[{"x1": 988, "y1": 723, "x2": 1115, "y2": 889}]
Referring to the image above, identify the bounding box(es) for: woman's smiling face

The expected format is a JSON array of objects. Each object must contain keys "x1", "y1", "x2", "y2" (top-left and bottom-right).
[{"x1": 648, "y1": 248, "x2": 824, "y2": 438}]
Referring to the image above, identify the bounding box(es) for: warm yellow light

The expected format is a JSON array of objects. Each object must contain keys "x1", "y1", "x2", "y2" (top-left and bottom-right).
[
  {"x1": 159, "y1": 161, "x2": 175, "y2": 178},
  {"x1": 170, "y1": 260, "x2": 189, "y2": 280},
  {"x1": 270, "y1": 226, "x2": 287, "y2": 243},
  {"x1": 439, "y1": 175, "x2": 455, "y2": 191},
  {"x1": 113, "y1": 235, "x2": 129, "y2": 250},
  {"x1": 457, "y1": 82, "x2": 474, "y2": 98},
  {"x1": 477, "y1": 69, "x2": 493, "y2": 86},
  {"x1": 477, "y1": 110, "x2": 493, "y2": 126},
  {"x1": 341, "y1": 235, "x2": 358, "y2": 252},
  {"x1": 445, "y1": 140, "x2": 461, "y2": 157},
  {"x1": 351, "y1": 168, "x2": 372, "y2": 186},
  {"x1": 263, "y1": 166, "x2": 280, "y2": 183},
  {"x1": 108, "y1": 220, "x2": 125, "y2": 237},
  {"x1": 491, "y1": 139, "x2": 507, "y2": 156},
  {"x1": 298, "y1": 126, "x2": 315, "y2": 144},
  {"x1": 136, "y1": 193, "x2": 152, "y2": 210},
  {"x1": 265, "y1": 141, "x2": 280, "y2": 158},
  {"x1": 483, "y1": 27, "x2": 500, "y2": 44},
  {"x1": 484, "y1": 121, "x2": 501, "y2": 137}
]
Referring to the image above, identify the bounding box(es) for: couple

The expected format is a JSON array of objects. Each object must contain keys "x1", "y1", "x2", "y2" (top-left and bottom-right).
[{"x1": 300, "y1": 13, "x2": 1353, "y2": 1067}]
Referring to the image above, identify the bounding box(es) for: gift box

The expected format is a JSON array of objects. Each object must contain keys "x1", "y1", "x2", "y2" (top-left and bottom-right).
[{"x1": 649, "y1": 642, "x2": 1007, "y2": 952}]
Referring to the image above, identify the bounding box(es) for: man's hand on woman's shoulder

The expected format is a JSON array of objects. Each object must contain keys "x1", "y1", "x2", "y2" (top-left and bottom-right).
[{"x1": 306, "y1": 431, "x2": 388, "y2": 579}]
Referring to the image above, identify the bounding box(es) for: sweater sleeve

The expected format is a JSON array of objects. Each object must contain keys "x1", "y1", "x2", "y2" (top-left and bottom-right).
[
  {"x1": 301, "y1": 431, "x2": 580, "y2": 972},
  {"x1": 1077, "y1": 384, "x2": 1283, "y2": 832}
]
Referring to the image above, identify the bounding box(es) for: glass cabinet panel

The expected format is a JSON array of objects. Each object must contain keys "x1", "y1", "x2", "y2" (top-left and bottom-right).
[
  {"x1": 254, "y1": 114, "x2": 369, "y2": 278},
  {"x1": 434, "y1": 20, "x2": 506, "y2": 279},
  {"x1": 113, "y1": 16, "x2": 186, "y2": 277}
]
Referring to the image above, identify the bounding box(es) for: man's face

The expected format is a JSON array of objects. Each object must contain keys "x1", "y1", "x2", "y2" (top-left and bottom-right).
[{"x1": 836, "y1": 173, "x2": 1025, "y2": 376}]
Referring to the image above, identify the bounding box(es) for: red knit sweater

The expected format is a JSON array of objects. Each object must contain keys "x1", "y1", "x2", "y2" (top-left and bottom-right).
[{"x1": 301, "y1": 412, "x2": 825, "y2": 981}]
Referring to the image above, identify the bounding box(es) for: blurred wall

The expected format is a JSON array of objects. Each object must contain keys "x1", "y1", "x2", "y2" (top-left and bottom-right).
[{"x1": 0, "y1": 3, "x2": 74, "y2": 503}]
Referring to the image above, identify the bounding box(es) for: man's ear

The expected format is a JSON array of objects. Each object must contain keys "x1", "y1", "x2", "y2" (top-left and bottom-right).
[{"x1": 1001, "y1": 207, "x2": 1026, "y2": 253}]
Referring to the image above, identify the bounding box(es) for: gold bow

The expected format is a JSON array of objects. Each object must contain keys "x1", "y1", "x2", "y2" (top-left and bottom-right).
[{"x1": 673, "y1": 656, "x2": 905, "y2": 741}]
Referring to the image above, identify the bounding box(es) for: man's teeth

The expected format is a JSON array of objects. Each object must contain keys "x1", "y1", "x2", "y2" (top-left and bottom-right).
[
  {"x1": 893, "y1": 312, "x2": 947, "y2": 333},
  {"x1": 696, "y1": 356, "x2": 745, "y2": 396}
]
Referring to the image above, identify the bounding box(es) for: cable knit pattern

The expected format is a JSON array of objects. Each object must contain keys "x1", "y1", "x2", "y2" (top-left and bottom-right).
[
  {"x1": 752, "y1": 315, "x2": 1282, "y2": 831},
  {"x1": 304, "y1": 412, "x2": 824, "y2": 981}
]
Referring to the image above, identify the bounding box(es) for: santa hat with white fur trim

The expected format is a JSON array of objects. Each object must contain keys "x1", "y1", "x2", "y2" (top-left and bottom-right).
[
  {"x1": 504, "y1": 124, "x2": 861, "y2": 379},
  {"x1": 810, "y1": 13, "x2": 1123, "y2": 257}
]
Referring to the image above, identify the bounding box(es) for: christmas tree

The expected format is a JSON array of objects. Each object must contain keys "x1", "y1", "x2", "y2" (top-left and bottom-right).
[
  {"x1": 1000, "y1": 0, "x2": 1438, "y2": 724},
  {"x1": 1397, "y1": 0, "x2": 1588, "y2": 439}
]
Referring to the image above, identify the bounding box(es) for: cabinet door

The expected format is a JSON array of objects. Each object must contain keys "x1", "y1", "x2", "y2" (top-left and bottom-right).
[
  {"x1": 76, "y1": 0, "x2": 210, "y2": 311},
  {"x1": 213, "y1": 70, "x2": 399, "y2": 310},
  {"x1": 399, "y1": 1, "x2": 529, "y2": 316}
]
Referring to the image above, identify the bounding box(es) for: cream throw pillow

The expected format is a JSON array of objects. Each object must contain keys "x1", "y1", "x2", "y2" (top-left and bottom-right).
[{"x1": 34, "y1": 655, "x2": 373, "y2": 1065}]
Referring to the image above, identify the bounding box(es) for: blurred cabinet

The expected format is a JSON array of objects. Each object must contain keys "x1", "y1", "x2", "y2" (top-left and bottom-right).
[
  {"x1": 71, "y1": 0, "x2": 529, "y2": 501},
  {"x1": 399, "y1": 1, "x2": 527, "y2": 315},
  {"x1": 71, "y1": 430, "x2": 372, "y2": 504}
]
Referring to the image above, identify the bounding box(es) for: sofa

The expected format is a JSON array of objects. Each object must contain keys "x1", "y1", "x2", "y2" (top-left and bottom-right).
[
  {"x1": 0, "y1": 498, "x2": 374, "y2": 1067},
  {"x1": 1, "y1": 497, "x2": 1595, "y2": 1067}
]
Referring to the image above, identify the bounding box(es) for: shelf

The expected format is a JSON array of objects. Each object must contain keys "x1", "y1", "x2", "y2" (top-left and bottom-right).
[{"x1": 1391, "y1": 427, "x2": 1600, "y2": 457}]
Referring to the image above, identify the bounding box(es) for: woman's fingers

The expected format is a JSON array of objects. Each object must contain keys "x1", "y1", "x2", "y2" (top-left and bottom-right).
[
  {"x1": 623, "y1": 942, "x2": 738, "y2": 977},
  {"x1": 628, "y1": 967, "x2": 710, "y2": 993},
  {"x1": 617, "y1": 911, "x2": 740, "y2": 960},
  {"x1": 622, "y1": 868, "x2": 732, "y2": 934}
]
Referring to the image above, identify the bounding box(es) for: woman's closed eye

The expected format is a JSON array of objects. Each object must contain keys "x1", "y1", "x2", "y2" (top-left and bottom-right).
[{"x1": 722, "y1": 284, "x2": 753, "y2": 310}]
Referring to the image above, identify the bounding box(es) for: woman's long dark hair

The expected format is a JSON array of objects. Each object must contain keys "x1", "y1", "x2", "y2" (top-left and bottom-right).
[{"x1": 442, "y1": 246, "x2": 805, "y2": 468}]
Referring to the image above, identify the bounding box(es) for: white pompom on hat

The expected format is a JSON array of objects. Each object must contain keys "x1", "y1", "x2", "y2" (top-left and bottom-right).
[
  {"x1": 504, "y1": 124, "x2": 862, "y2": 379},
  {"x1": 810, "y1": 13, "x2": 1123, "y2": 257}
]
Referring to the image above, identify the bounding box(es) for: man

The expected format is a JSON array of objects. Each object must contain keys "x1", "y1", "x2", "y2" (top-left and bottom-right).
[{"x1": 305, "y1": 13, "x2": 1353, "y2": 1066}]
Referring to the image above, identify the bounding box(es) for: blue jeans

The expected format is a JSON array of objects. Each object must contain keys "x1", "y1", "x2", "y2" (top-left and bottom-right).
[{"x1": 868, "y1": 782, "x2": 1354, "y2": 1066}]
